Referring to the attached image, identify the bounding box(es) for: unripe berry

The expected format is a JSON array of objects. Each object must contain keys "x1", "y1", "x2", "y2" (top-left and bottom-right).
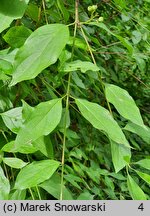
[
  {"x1": 98, "y1": 16, "x2": 104, "y2": 22},
  {"x1": 88, "y1": 5, "x2": 97, "y2": 12}
]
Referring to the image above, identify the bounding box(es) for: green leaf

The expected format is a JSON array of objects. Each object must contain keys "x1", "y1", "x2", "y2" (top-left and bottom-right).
[
  {"x1": 0, "y1": 48, "x2": 18, "y2": 64},
  {"x1": 56, "y1": 0, "x2": 69, "y2": 22},
  {"x1": 90, "y1": 22, "x2": 112, "y2": 35},
  {"x1": 33, "y1": 136, "x2": 54, "y2": 159},
  {"x1": 75, "y1": 99, "x2": 130, "y2": 147},
  {"x1": 3, "y1": 157, "x2": 28, "y2": 169},
  {"x1": 14, "y1": 160, "x2": 60, "y2": 190},
  {"x1": 64, "y1": 174, "x2": 82, "y2": 190},
  {"x1": 25, "y1": 3, "x2": 39, "y2": 22},
  {"x1": 0, "y1": 151, "x2": 3, "y2": 163},
  {"x1": 127, "y1": 174, "x2": 147, "y2": 200},
  {"x1": 0, "y1": 58, "x2": 13, "y2": 80},
  {"x1": 72, "y1": 72, "x2": 86, "y2": 89},
  {"x1": 1, "y1": 107, "x2": 23, "y2": 133},
  {"x1": 3, "y1": 26, "x2": 32, "y2": 48},
  {"x1": 2, "y1": 140, "x2": 37, "y2": 154},
  {"x1": 22, "y1": 100, "x2": 34, "y2": 121},
  {"x1": 10, "y1": 24, "x2": 69, "y2": 86},
  {"x1": 135, "y1": 170, "x2": 150, "y2": 185},
  {"x1": 77, "y1": 190, "x2": 94, "y2": 200},
  {"x1": 132, "y1": 30, "x2": 142, "y2": 44},
  {"x1": 89, "y1": 22, "x2": 133, "y2": 54},
  {"x1": 124, "y1": 122, "x2": 150, "y2": 144},
  {"x1": 135, "y1": 159, "x2": 150, "y2": 170},
  {"x1": 40, "y1": 173, "x2": 73, "y2": 200},
  {"x1": 0, "y1": 14, "x2": 15, "y2": 33},
  {"x1": 113, "y1": 0, "x2": 127, "y2": 10},
  {"x1": 105, "y1": 84, "x2": 144, "y2": 126},
  {"x1": 2, "y1": 141, "x2": 19, "y2": 153},
  {"x1": 68, "y1": 37, "x2": 88, "y2": 51},
  {"x1": 58, "y1": 108, "x2": 70, "y2": 131},
  {"x1": 0, "y1": 166, "x2": 10, "y2": 200},
  {"x1": 9, "y1": 190, "x2": 26, "y2": 200},
  {"x1": 61, "y1": 60, "x2": 99, "y2": 73},
  {"x1": 134, "y1": 54, "x2": 146, "y2": 72},
  {"x1": 85, "y1": 167, "x2": 100, "y2": 184},
  {"x1": 14, "y1": 99, "x2": 62, "y2": 153},
  {"x1": 0, "y1": 59, "x2": 13, "y2": 75},
  {"x1": 115, "y1": 35, "x2": 133, "y2": 55},
  {"x1": 0, "y1": 0, "x2": 29, "y2": 18},
  {"x1": 111, "y1": 140, "x2": 131, "y2": 173}
]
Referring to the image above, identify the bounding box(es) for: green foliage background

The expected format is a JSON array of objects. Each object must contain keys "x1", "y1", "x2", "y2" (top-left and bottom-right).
[{"x1": 0, "y1": 0, "x2": 150, "y2": 200}]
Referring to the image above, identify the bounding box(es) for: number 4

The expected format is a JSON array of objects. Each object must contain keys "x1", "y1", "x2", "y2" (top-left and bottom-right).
[{"x1": 138, "y1": 203, "x2": 144, "y2": 211}]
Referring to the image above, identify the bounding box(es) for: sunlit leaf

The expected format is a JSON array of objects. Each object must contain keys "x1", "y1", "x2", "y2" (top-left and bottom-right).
[
  {"x1": 0, "y1": 166, "x2": 10, "y2": 200},
  {"x1": 124, "y1": 122, "x2": 150, "y2": 144},
  {"x1": 135, "y1": 170, "x2": 150, "y2": 185},
  {"x1": 14, "y1": 160, "x2": 60, "y2": 190},
  {"x1": 14, "y1": 99, "x2": 62, "y2": 153},
  {"x1": 105, "y1": 84, "x2": 144, "y2": 126},
  {"x1": 135, "y1": 159, "x2": 150, "y2": 170},
  {"x1": 1, "y1": 107, "x2": 23, "y2": 133},
  {"x1": 3, "y1": 157, "x2": 28, "y2": 169},
  {"x1": 75, "y1": 99, "x2": 130, "y2": 147},
  {"x1": 9, "y1": 189, "x2": 26, "y2": 200},
  {"x1": 0, "y1": 14, "x2": 14, "y2": 33},
  {"x1": 33, "y1": 136, "x2": 54, "y2": 159},
  {"x1": 10, "y1": 24, "x2": 69, "y2": 86},
  {"x1": 127, "y1": 174, "x2": 147, "y2": 200},
  {"x1": 1, "y1": 140, "x2": 37, "y2": 154},
  {"x1": 111, "y1": 140, "x2": 131, "y2": 172}
]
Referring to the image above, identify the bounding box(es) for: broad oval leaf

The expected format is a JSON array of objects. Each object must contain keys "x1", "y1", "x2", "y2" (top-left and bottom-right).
[
  {"x1": 0, "y1": 0, "x2": 29, "y2": 18},
  {"x1": 14, "y1": 160, "x2": 60, "y2": 190},
  {"x1": 127, "y1": 174, "x2": 147, "y2": 200},
  {"x1": 105, "y1": 84, "x2": 144, "y2": 126},
  {"x1": 135, "y1": 159, "x2": 150, "y2": 170},
  {"x1": 75, "y1": 99, "x2": 130, "y2": 147},
  {"x1": 3, "y1": 157, "x2": 28, "y2": 169},
  {"x1": 111, "y1": 140, "x2": 131, "y2": 173},
  {"x1": 10, "y1": 24, "x2": 69, "y2": 86},
  {"x1": 0, "y1": 166, "x2": 10, "y2": 200},
  {"x1": 14, "y1": 99, "x2": 62, "y2": 153}
]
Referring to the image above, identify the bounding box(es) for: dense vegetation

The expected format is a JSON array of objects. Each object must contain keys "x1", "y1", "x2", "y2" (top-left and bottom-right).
[{"x1": 0, "y1": 0, "x2": 150, "y2": 200}]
